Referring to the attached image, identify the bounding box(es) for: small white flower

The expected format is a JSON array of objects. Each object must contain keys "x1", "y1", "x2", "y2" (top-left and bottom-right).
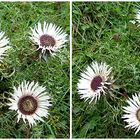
[
  {"x1": 29, "y1": 22, "x2": 68, "y2": 56},
  {"x1": 122, "y1": 93, "x2": 140, "y2": 135},
  {"x1": 130, "y1": 11, "x2": 140, "y2": 25},
  {"x1": 77, "y1": 61, "x2": 113, "y2": 104},
  {"x1": 8, "y1": 80, "x2": 51, "y2": 127},
  {"x1": 0, "y1": 31, "x2": 11, "y2": 61},
  {"x1": 136, "y1": 12, "x2": 140, "y2": 23}
]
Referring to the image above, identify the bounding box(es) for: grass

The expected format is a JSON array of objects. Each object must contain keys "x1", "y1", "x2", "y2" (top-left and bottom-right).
[
  {"x1": 0, "y1": 2, "x2": 69, "y2": 138},
  {"x1": 72, "y1": 2, "x2": 140, "y2": 138}
]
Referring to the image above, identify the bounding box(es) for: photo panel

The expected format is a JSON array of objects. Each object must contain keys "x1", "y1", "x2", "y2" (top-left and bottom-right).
[
  {"x1": 0, "y1": 2, "x2": 70, "y2": 138},
  {"x1": 72, "y1": 2, "x2": 140, "y2": 138}
]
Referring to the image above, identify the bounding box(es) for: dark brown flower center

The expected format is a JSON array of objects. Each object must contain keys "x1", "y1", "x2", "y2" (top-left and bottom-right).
[
  {"x1": 40, "y1": 34, "x2": 55, "y2": 46},
  {"x1": 91, "y1": 76, "x2": 102, "y2": 91},
  {"x1": 136, "y1": 109, "x2": 140, "y2": 121},
  {"x1": 18, "y1": 95, "x2": 38, "y2": 115}
]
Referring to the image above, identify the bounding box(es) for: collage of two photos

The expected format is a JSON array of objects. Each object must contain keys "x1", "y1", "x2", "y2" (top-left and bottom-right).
[{"x1": 0, "y1": 1, "x2": 140, "y2": 139}]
